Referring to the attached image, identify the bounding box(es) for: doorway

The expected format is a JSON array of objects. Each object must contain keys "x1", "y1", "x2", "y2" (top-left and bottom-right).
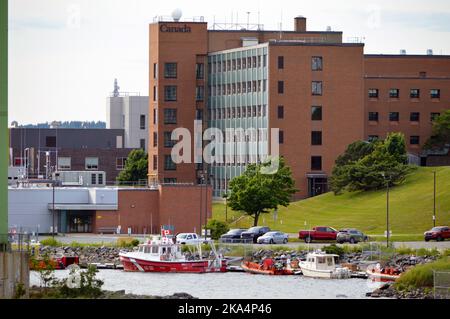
[
  {"x1": 308, "y1": 177, "x2": 328, "y2": 197},
  {"x1": 66, "y1": 211, "x2": 94, "y2": 233}
]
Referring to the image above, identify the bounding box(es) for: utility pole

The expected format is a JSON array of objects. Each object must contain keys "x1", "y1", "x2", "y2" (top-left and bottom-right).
[
  {"x1": 0, "y1": 0, "x2": 8, "y2": 250},
  {"x1": 386, "y1": 178, "x2": 390, "y2": 248}
]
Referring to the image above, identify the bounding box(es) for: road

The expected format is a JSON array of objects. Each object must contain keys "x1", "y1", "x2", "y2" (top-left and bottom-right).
[{"x1": 37, "y1": 234, "x2": 450, "y2": 250}]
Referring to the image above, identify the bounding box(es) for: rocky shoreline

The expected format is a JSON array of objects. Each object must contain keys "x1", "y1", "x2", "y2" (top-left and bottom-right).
[{"x1": 366, "y1": 282, "x2": 434, "y2": 299}]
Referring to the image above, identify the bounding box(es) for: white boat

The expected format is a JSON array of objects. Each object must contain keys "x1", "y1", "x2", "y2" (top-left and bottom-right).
[{"x1": 299, "y1": 251, "x2": 351, "y2": 279}]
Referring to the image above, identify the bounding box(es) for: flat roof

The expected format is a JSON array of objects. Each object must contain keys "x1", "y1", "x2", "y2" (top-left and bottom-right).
[
  {"x1": 269, "y1": 42, "x2": 363, "y2": 47},
  {"x1": 208, "y1": 30, "x2": 342, "y2": 34},
  {"x1": 365, "y1": 54, "x2": 450, "y2": 59}
]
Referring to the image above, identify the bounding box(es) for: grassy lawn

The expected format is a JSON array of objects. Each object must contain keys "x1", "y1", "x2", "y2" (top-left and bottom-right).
[{"x1": 212, "y1": 167, "x2": 450, "y2": 238}]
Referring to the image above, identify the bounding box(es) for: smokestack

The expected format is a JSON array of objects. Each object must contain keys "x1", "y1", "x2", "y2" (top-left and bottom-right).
[{"x1": 294, "y1": 16, "x2": 306, "y2": 32}]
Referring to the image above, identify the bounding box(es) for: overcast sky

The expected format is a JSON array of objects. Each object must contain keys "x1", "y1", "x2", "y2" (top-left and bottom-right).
[{"x1": 8, "y1": 0, "x2": 450, "y2": 124}]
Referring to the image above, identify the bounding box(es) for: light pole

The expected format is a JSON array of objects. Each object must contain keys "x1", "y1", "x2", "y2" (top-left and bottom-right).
[
  {"x1": 199, "y1": 173, "x2": 204, "y2": 236},
  {"x1": 381, "y1": 172, "x2": 390, "y2": 248},
  {"x1": 433, "y1": 170, "x2": 436, "y2": 227}
]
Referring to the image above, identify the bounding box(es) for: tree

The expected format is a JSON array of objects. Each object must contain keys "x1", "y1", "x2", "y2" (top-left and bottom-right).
[
  {"x1": 206, "y1": 220, "x2": 229, "y2": 240},
  {"x1": 424, "y1": 110, "x2": 450, "y2": 149},
  {"x1": 330, "y1": 133, "x2": 413, "y2": 194},
  {"x1": 227, "y1": 157, "x2": 297, "y2": 226},
  {"x1": 116, "y1": 149, "x2": 148, "y2": 185}
]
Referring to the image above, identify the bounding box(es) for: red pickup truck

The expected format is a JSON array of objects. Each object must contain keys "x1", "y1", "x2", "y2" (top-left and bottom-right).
[{"x1": 298, "y1": 226, "x2": 338, "y2": 243}]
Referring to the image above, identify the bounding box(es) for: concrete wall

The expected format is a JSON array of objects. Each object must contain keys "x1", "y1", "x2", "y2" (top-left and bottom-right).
[{"x1": 0, "y1": 252, "x2": 30, "y2": 299}]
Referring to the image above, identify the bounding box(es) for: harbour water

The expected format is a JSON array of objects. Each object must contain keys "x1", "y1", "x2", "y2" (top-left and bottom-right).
[{"x1": 30, "y1": 270, "x2": 383, "y2": 299}]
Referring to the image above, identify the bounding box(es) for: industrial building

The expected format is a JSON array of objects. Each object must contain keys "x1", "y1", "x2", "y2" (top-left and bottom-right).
[{"x1": 147, "y1": 14, "x2": 450, "y2": 199}]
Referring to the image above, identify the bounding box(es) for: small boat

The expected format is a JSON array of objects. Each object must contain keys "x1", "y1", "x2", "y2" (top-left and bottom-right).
[
  {"x1": 241, "y1": 258, "x2": 298, "y2": 275},
  {"x1": 299, "y1": 251, "x2": 350, "y2": 279},
  {"x1": 366, "y1": 264, "x2": 402, "y2": 282},
  {"x1": 119, "y1": 235, "x2": 227, "y2": 273},
  {"x1": 30, "y1": 255, "x2": 79, "y2": 270}
]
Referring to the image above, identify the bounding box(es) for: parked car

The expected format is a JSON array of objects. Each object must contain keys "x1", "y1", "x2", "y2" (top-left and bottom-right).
[
  {"x1": 241, "y1": 226, "x2": 271, "y2": 243},
  {"x1": 336, "y1": 229, "x2": 368, "y2": 244},
  {"x1": 257, "y1": 231, "x2": 289, "y2": 244},
  {"x1": 298, "y1": 226, "x2": 338, "y2": 243},
  {"x1": 175, "y1": 233, "x2": 205, "y2": 245},
  {"x1": 424, "y1": 226, "x2": 450, "y2": 242},
  {"x1": 219, "y1": 229, "x2": 247, "y2": 243}
]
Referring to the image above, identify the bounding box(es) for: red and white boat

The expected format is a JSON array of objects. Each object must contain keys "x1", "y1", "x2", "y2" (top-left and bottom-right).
[
  {"x1": 366, "y1": 264, "x2": 402, "y2": 282},
  {"x1": 119, "y1": 235, "x2": 227, "y2": 273}
]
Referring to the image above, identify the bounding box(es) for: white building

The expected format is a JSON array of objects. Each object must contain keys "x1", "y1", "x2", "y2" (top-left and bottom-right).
[{"x1": 106, "y1": 80, "x2": 149, "y2": 151}]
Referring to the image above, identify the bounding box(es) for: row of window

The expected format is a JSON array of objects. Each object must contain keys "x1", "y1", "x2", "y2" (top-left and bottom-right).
[
  {"x1": 278, "y1": 56, "x2": 323, "y2": 71},
  {"x1": 278, "y1": 81, "x2": 323, "y2": 95},
  {"x1": 211, "y1": 80, "x2": 267, "y2": 95},
  {"x1": 154, "y1": 63, "x2": 205, "y2": 80},
  {"x1": 153, "y1": 85, "x2": 205, "y2": 102},
  {"x1": 210, "y1": 55, "x2": 267, "y2": 74},
  {"x1": 211, "y1": 105, "x2": 267, "y2": 119},
  {"x1": 369, "y1": 135, "x2": 422, "y2": 145},
  {"x1": 368, "y1": 112, "x2": 441, "y2": 122},
  {"x1": 368, "y1": 88, "x2": 441, "y2": 99},
  {"x1": 56, "y1": 157, "x2": 130, "y2": 171},
  {"x1": 278, "y1": 131, "x2": 322, "y2": 146}
]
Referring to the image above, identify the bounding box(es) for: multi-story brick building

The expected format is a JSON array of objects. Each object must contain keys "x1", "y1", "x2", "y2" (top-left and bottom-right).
[{"x1": 148, "y1": 15, "x2": 450, "y2": 199}]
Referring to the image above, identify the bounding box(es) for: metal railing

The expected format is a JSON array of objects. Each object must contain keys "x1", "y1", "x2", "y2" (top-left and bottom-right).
[
  {"x1": 0, "y1": 233, "x2": 32, "y2": 252},
  {"x1": 218, "y1": 238, "x2": 254, "y2": 244}
]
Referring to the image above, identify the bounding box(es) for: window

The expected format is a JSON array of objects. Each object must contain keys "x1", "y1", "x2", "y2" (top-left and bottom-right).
[
  {"x1": 164, "y1": 109, "x2": 177, "y2": 124},
  {"x1": 164, "y1": 63, "x2": 177, "y2": 78},
  {"x1": 410, "y1": 89, "x2": 420, "y2": 98},
  {"x1": 410, "y1": 136, "x2": 420, "y2": 145},
  {"x1": 389, "y1": 112, "x2": 399, "y2": 122},
  {"x1": 368, "y1": 135, "x2": 379, "y2": 142},
  {"x1": 410, "y1": 112, "x2": 420, "y2": 122},
  {"x1": 164, "y1": 86, "x2": 177, "y2": 101},
  {"x1": 163, "y1": 178, "x2": 177, "y2": 184},
  {"x1": 116, "y1": 157, "x2": 127, "y2": 170},
  {"x1": 164, "y1": 155, "x2": 176, "y2": 171},
  {"x1": 153, "y1": 63, "x2": 158, "y2": 79},
  {"x1": 278, "y1": 81, "x2": 284, "y2": 94},
  {"x1": 57, "y1": 157, "x2": 71, "y2": 170},
  {"x1": 98, "y1": 173, "x2": 103, "y2": 185},
  {"x1": 311, "y1": 156, "x2": 322, "y2": 171},
  {"x1": 153, "y1": 132, "x2": 158, "y2": 147},
  {"x1": 85, "y1": 157, "x2": 99, "y2": 170},
  {"x1": 153, "y1": 155, "x2": 157, "y2": 170},
  {"x1": 164, "y1": 132, "x2": 176, "y2": 148},
  {"x1": 369, "y1": 112, "x2": 379, "y2": 121},
  {"x1": 312, "y1": 106, "x2": 322, "y2": 121},
  {"x1": 312, "y1": 81, "x2": 323, "y2": 96},
  {"x1": 140, "y1": 115, "x2": 146, "y2": 130},
  {"x1": 278, "y1": 56, "x2": 284, "y2": 69},
  {"x1": 368, "y1": 89, "x2": 379, "y2": 98},
  {"x1": 311, "y1": 131, "x2": 322, "y2": 146},
  {"x1": 153, "y1": 108, "x2": 157, "y2": 124},
  {"x1": 196, "y1": 86, "x2": 204, "y2": 101},
  {"x1": 140, "y1": 139, "x2": 146, "y2": 150},
  {"x1": 277, "y1": 106, "x2": 284, "y2": 119},
  {"x1": 153, "y1": 86, "x2": 157, "y2": 101},
  {"x1": 389, "y1": 88, "x2": 399, "y2": 98},
  {"x1": 430, "y1": 89, "x2": 440, "y2": 99},
  {"x1": 91, "y1": 174, "x2": 97, "y2": 185},
  {"x1": 312, "y1": 56, "x2": 323, "y2": 71},
  {"x1": 46, "y1": 136, "x2": 56, "y2": 147},
  {"x1": 196, "y1": 63, "x2": 204, "y2": 79},
  {"x1": 279, "y1": 131, "x2": 284, "y2": 144},
  {"x1": 431, "y1": 112, "x2": 440, "y2": 122},
  {"x1": 196, "y1": 109, "x2": 203, "y2": 120}
]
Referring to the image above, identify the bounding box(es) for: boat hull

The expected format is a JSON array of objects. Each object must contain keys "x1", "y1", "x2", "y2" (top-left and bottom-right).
[
  {"x1": 300, "y1": 266, "x2": 350, "y2": 279},
  {"x1": 120, "y1": 256, "x2": 227, "y2": 273},
  {"x1": 241, "y1": 261, "x2": 294, "y2": 275}
]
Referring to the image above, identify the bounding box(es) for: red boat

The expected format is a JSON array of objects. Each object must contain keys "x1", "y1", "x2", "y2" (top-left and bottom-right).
[
  {"x1": 30, "y1": 255, "x2": 79, "y2": 270},
  {"x1": 241, "y1": 259, "x2": 296, "y2": 275},
  {"x1": 366, "y1": 264, "x2": 402, "y2": 282},
  {"x1": 119, "y1": 236, "x2": 227, "y2": 273}
]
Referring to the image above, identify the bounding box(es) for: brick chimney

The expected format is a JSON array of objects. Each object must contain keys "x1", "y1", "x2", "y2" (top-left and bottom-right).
[{"x1": 294, "y1": 16, "x2": 306, "y2": 32}]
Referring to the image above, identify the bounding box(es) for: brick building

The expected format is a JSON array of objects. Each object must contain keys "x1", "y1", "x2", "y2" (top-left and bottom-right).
[{"x1": 148, "y1": 15, "x2": 450, "y2": 199}]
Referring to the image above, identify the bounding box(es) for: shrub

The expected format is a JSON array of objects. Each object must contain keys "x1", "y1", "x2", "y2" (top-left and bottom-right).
[
  {"x1": 40, "y1": 238, "x2": 62, "y2": 247},
  {"x1": 206, "y1": 220, "x2": 229, "y2": 240},
  {"x1": 131, "y1": 239, "x2": 140, "y2": 247},
  {"x1": 395, "y1": 257, "x2": 450, "y2": 290},
  {"x1": 116, "y1": 237, "x2": 138, "y2": 248},
  {"x1": 322, "y1": 244, "x2": 345, "y2": 256}
]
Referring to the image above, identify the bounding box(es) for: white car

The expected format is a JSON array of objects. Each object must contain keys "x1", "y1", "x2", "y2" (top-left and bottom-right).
[
  {"x1": 176, "y1": 233, "x2": 207, "y2": 245},
  {"x1": 257, "y1": 231, "x2": 289, "y2": 244}
]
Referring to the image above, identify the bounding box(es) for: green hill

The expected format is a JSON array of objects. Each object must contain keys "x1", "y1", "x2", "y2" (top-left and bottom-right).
[{"x1": 212, "y1": 167, "x2": 450, "y2": 238}]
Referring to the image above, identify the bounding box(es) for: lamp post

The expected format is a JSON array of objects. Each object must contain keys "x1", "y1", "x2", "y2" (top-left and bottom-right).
[
  {"x1": 381, "y1": 172, "x2": 390, "y2": 248},
  {"x1": 433, "y1": 171, "x2": 436, "y2": 227}
]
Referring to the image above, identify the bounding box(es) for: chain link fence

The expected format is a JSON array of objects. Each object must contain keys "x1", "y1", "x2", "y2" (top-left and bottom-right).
[{"x1": 434, "y1": 271, "x2": 450, "y2": 299}]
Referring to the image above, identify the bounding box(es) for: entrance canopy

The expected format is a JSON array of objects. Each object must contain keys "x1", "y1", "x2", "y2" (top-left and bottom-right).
[{"x1": 47, "y1": 203, "x2": 117, "y2": 211}]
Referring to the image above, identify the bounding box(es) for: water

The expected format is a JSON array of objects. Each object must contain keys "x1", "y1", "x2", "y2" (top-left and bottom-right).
[{"x1": 30, "y1": 270, "x2": 383, "y2": 299}]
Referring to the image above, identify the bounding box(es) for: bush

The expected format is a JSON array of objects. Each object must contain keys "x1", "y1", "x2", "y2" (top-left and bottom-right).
[
  {"x1": 206, "y1": 219, "x2": 229, "y2": 240},
  {"x1": 116, "y1": 237, "x2": 139, "y2": 248},
  {"x1": 131, "y1": 239, "x2": 140, "y2": 247},
  {"x1": 40, "y1": 238, "x2": 62, "y2": 247},
  {"x1": 395, "y1": 257, "x2": 450, "y2": 290},
  {"x1": 322, "y1": 244, "x2": 345, "y2": 256}
]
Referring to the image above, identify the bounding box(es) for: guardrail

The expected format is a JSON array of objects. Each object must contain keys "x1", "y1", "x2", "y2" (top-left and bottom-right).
[{"x1": 218, "y1": 238, "x2": 254, "y2": 244}]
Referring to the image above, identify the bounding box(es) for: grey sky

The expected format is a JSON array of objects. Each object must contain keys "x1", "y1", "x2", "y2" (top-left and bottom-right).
[{"x1": 8, "y1": 0, "x2": 450, "y2": 124}]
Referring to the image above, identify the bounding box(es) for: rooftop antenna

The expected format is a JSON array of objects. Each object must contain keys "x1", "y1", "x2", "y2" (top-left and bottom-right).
[
  {"x1": 246, "y1": 11, "x2": 250, "y2": 30},
  {"x1": 113, "y1": 78, "x2": 120, "y2": 97},
  {"x1": 172, "y1": 8, "x2": 182, "y2": 22},
  {"x1": 279, "y1": 10, "x2": 283, "y2": 40}
]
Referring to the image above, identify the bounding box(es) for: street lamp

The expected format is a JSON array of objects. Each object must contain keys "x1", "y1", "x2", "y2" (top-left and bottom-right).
[
  {"x1": 433, "y1": 171, "x2": 436, "y2": 228},
  {"x1": 381, "y1": 172, "x2": 390, "y2": 248}
]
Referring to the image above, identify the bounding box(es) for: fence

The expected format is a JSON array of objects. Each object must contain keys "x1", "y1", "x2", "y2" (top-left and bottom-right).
[
  {"x1": 434, "y1": 271, "x2": 450, "y2": 299},
  {"x1": 1, "y1": 233, "x2": 32, "y2": 252}
]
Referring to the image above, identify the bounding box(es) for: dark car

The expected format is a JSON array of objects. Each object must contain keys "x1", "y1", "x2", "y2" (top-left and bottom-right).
[
  {"x1": 219, "y1": 229, "x2": 247, "y2": 243},
  {"x1": 424, "y1": 226, "x2": 450, "y2": 242},
  {"x1": 336, "y1": 229, "x2": 368, "y2": 244},
  {"x1": 241, "y1": 226, "x2": 271, "y2": 243}
]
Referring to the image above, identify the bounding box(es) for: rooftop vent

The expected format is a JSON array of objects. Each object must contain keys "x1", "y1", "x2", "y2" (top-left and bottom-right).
[
  {"x1": 326, "y1": 26, "x2": 332, "y2": 31},
  {"x1": 172, "y1": 8, "x2": 182, "y2": 22},
  {"x1": 400, "y1": 49, "x2": 406, "y2": 55},
  {"x1": 427, "y1": 49, "x2": 433, "y2": 55}
]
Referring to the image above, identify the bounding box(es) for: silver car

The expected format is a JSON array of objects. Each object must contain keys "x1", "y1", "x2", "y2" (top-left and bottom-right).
[{"x1": 257, "y1": 231, "x2": 289, "y2": 244}]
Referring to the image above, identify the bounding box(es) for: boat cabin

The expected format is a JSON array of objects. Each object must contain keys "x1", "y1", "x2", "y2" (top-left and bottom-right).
[{"x1": 303, "y1": 253, "x2": 338, "y2": 271}]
